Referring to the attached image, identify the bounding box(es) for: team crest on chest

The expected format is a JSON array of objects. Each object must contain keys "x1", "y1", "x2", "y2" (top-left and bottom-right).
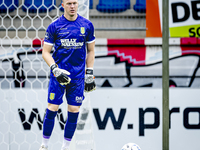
[{"x1": 80, "y1": 27, "x2": 85, "y2": 34}]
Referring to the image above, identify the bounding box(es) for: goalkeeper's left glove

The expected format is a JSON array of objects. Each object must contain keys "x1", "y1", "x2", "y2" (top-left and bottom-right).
[
  {"x1": 84, "y1": 68, "x2": 96, "y2": 92},
  {"x1": 50, "y1": 63, "x2": 71, "y2": 85}
]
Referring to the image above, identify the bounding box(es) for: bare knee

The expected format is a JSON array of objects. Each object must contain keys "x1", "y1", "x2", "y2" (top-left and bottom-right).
[
  {"x1": 47, "y1": 103, "x2": 59, "y2": 111},
  {"x1": 68, "y1": 104, "x2": 80, "y2": 113}
]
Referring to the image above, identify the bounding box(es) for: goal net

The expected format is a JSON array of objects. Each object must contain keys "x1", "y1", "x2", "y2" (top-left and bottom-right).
[{"x1": 0, "y1": 0, "x2": 95, "y2": 150}]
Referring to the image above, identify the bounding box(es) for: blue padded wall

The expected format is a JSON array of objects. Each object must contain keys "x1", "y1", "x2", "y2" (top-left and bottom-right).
[
  {"x1": 22, "y1": 0, "x2": 56, "y2": 13},
  {"x1": 96, "y1": 0, "x2": 130, "y2": 13},
  {"x1": 90, "y1": 0, "x2": 93, "y2": 9},
  {"x1": 0, "y1": 0, "x2": 18, "y2": 13},
  {"x1": 133, "y1": 0, "x2": 146, "y2": 13}
]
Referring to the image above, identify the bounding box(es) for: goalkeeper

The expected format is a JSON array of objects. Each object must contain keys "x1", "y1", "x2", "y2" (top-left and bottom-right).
[{"x1": 39, "y1": 0, "x2": 96, "y2": 150}]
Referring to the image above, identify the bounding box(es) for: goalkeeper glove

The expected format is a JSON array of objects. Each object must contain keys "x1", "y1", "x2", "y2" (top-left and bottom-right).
[
  {"x1": 50, "y1": 63, "x2": 71, "y2": 85},
  {"x1": 85, "y1": 68, "x2": 96, "y2": 92}
]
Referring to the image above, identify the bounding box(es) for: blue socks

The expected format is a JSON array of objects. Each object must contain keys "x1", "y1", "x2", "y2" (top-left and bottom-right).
[
  {"x1": 64, "y1": 111, "x2": 79, "y2": 140},
  {"x1": 42, "y1": 109, "x2": 79, "y2": 149},
  {"x1": 43, "y1": 108, "x2": 58, "y2": 139}
]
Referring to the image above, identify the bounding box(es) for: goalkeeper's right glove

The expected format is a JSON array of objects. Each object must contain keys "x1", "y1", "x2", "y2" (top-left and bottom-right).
[
  {"x1": 50, "y1": 63, "x2": 71, "y2": 85},
  {"x1": 84, "y1": 68, "x2": 96, "y2": 92}
]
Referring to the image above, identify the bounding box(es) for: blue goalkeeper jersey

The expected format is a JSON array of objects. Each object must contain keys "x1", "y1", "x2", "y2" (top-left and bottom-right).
[{"x1": 44, "y1": 14, "x2": 95, "y2": 80}]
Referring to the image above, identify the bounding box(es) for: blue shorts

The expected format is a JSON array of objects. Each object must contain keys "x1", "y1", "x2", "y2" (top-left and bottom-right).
[{"x1": 47, "y1": 76, "x2": 85, "y2": 106}]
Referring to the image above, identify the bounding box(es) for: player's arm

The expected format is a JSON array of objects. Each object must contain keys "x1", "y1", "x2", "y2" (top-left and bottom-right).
[
  {"x1": 42, "y1": 43, "x2": 55, "y2": 66},
  {"x1": 42, "y1": 43, "x2": 71, "y2": 85},
  {"x1": 85, "y1": 41, "x2": 96, "y2": 92},
  {"x1": 86, "y1": 41, "x2": 95, "y2": 68}
]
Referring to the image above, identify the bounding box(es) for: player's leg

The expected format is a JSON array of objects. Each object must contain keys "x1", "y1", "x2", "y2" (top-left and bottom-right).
[
  {"x1": 61, "y1": 105, "x2": 80, "y2": 150},
  {"x1": 40, "y1": 76, "x2": 65, "y2": 150},
  {"x1": 40, "y1": 103, "x2": 59, "y2": 149},
  {"x1": 61, "y1": 78, "x2": 85, "y2": 150}
]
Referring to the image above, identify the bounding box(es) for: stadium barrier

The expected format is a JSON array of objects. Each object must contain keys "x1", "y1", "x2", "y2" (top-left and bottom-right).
[{"x1": 0, "y1": 88, "x2": 199, "y2": 150}]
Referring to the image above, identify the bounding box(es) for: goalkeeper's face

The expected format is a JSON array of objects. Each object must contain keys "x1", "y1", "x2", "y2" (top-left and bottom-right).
[{"x1": 62, "y1": 0, "x2": 78, "y2": 17}]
